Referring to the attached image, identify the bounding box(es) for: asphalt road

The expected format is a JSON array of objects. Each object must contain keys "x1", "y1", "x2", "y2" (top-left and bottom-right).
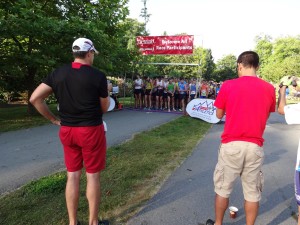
[
  {"x1": 1, "y1": 109, "x2": 300, "y2": 225},
  {"x1": 0, "y1": 109, "x2": 181, "y2": 195},
  {"x1": 127, "y1": 112, "x2": 300, "y2": 225}
]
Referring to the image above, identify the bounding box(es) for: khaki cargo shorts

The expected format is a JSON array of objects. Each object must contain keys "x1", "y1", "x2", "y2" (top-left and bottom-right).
[{"x1": 213, "y1": 141, "x2": 264, "y2": 202}]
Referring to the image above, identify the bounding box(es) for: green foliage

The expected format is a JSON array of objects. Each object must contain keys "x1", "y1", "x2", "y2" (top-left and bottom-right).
[
  {"x1": 3, "y1": 1, "x2": 300, "y2": 106},
  {"x1": 212, "y1": 54, "x2": 237, "y2": 82},
  {"x1": 255, "y1": 35, "x2": 300, "y2": 82},
  {"x1": 131, "y1": 46, "x2": 215, "y2": 79},
  {"x1": 0, "y1": 0, "x2": 131, "y2": 106},
  {"x1": 0, "y1": 104, "x2": 58, "y2": 132},
  {"x1": 24, "y1": 174, "x2": 66, "y2": 195},
  {"x1": 254, "y1": 35, "x2": 273, "y2": 67}
]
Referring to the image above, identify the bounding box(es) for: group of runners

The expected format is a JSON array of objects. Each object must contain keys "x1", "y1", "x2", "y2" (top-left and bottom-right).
[{"x1": 133, "y1": 75, "x2": 223, "y2": 113}]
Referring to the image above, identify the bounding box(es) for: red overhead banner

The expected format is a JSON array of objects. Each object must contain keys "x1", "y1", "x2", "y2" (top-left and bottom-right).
[{"x1": 136, "y1": 35, "x2": 194, "y2": 55}]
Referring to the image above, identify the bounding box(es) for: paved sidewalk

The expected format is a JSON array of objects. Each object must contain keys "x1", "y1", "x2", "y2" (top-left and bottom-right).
[
  {"x1": 0, "y1": 109, "x2": 180, "y2": 195},
  {"x1": 128, "y1": 113, "x2": 300, "y2": 225}
]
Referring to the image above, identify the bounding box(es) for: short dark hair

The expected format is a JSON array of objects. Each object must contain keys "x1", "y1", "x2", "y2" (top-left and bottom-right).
[
  {"x1": 73, "y1": 51, "x2": 88, "y2": 59},
  {"x1": 237, "y1": 51, "x2": 259, "y2": 68}
]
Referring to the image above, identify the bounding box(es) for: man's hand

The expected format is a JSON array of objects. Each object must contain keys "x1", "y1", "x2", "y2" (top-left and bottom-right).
[{"x1": 279, "y1": 76, "x2": 294, "y2": 88}]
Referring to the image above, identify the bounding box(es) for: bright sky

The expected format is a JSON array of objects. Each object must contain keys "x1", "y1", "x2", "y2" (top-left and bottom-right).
[{"x1": 127, "y1": 0, "x2": 300, "y2": 61}]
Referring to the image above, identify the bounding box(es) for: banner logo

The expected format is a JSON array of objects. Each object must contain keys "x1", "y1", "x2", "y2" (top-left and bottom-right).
[
  {"x1": 192, "y1": 100, "x2": 216, "y2": 115},
  {"x1": 186, "y1": 99, "x2": 220, "y2": 124},
  {"x1": 136, "y1": 35, "x2": 194, "y2": 55}
]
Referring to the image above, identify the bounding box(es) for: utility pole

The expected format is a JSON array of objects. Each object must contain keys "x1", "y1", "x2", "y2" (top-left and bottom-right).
[{"x1": 140, "y1": 0, "x2": 151, "y2": 35}]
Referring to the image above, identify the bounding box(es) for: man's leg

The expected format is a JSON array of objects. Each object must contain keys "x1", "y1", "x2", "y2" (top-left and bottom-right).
[
  {"x1": 297, "y1": 206, "x2": 300, "y2": 225},
  {"x1": 211, "y1": 142, "x2": 244, "y2": 225},
  {"x1": 214, "y1": 194, "x2": 229, "y2": 225},
  {"x1": 241, "y1": 143, "x2": 264, "y2": 225},
  {"x1": 66, "y1": 170, "x2": 82, "y2": 225},
  {"x1": 86, "y1": 172, "x2": 101, "y2": 225},
  {"x1": 244, "y1": 200, "x2": 259, "y2": 225}
]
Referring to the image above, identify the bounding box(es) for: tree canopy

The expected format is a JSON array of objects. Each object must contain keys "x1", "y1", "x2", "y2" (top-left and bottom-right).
[
  {"x1": 1, "y1": 1, "x2": 300, "y2": 107},
  {"x1": 255, "y1": 35, "x2": 300, "y2": 82}
]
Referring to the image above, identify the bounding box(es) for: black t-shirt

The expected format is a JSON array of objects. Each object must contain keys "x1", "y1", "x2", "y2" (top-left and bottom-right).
[{"x1": 43, "y1": 62, "x2": 108, "y2": 126}]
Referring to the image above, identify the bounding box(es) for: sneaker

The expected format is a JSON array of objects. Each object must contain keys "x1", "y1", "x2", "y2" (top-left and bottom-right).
[
  {"x1": 168, "y1": 109, "x2": 170, "y2": 112},
  {"x1": 179, "y1": 108, "x2": 182, "y2": 112},
  {"x1": 173, "y1": 108, "x2": 176, "y2": 111},
  {"x1": 144, "y1": 107, "x2": 148, "y2": 110},
  {"x1": 98, "y1": 220, "x2": 110, "y2": 225},
  {"x1": 160, "y1": 108, "x2": 163, "y2": 110},
  {"x1": 206, "y1": 219, "x2": 215, "y2": 225}
]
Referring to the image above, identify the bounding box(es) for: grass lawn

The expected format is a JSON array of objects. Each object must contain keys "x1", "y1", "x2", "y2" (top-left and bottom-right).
[
  {"x1": 0, "y1": 97, "x2": 131, "y2": 133},
  {"x1": 0, "y1": 111, "x2": 211, "y2": 225},
  {"x1": 0, "y1": 104, "x2": 58, "y2": 132}
]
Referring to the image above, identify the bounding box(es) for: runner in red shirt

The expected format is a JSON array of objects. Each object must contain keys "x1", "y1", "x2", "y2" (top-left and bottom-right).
[{"x1": 206, "y1": 51, "x2": 276, "y2": 225}]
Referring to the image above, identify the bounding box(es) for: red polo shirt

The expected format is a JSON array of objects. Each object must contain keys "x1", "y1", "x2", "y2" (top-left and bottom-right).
[{"x1": 214, "y1": 76, "x2": 276, "y2": 146}]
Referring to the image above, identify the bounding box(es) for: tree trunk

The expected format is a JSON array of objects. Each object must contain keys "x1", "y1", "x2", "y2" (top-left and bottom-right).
[{"x1": 26, "y1": 66, "x2": 38, "y2": 116}]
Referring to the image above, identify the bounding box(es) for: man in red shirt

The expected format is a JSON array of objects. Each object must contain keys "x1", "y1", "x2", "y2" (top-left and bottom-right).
[{"x1": 206, "y1": 51, "x2": 276, "y2": 225}]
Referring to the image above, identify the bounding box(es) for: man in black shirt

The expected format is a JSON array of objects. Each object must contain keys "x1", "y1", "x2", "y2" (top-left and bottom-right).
[{"x1": 30, "y1": 37, "x2": 110, "y2": 225}]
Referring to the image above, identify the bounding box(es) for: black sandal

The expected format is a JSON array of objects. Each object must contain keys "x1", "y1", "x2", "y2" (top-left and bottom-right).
[
  {"x1": 206, "y1": 219, "x2": 215, "y2": 225},
  {"x1": 98, "y1": 220, "x2": 109, "y2": 225}
]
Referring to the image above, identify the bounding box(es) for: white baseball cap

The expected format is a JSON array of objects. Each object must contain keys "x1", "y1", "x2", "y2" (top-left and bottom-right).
[{"x1": 72, "y1": 38, "x2": 99, "y2": 54}]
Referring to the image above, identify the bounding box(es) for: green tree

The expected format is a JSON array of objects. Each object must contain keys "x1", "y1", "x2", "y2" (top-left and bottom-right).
[
  {"x1": 212, "y1": 54, "x2": 237, "y2": 82},
  {"x1": 0, "y1": 0, "x2": 129, "y2": 113},
  {"x1": 200, "y1": 48, "x2": 215, "y2": 80},
  {"x1": 254, "y1": 35, "x2": 273, "y2": 67},
  {"x1": 257, "y1": 36, "x2": 300, "y2": 82}
]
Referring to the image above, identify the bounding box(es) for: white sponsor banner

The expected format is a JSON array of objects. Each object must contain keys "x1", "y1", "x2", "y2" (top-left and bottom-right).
[
  {"x1": 186, "y1": 98, "x2": 221, "y2": 124},
  {"x1": 108, "y1": 97, "x2": 115, "y2": 111},
  {"x1": 284, "y1": 103, "x2": 300, "y2": 125}
]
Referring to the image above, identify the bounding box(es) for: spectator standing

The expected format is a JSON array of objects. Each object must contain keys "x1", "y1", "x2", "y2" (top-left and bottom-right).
[
  {"x1": 30, "y1": 37, "x2": 110, "y2": 225},
  {"x1": 206, "y1": 51, "x2": 276, "y2": 225}
]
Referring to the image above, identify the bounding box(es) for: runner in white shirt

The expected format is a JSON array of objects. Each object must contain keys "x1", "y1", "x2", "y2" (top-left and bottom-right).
[
  {"x1": 134, "y1": 75, "x2": 143, "y2": 109},
  {"x1": 156, "y1": 76, "x2": 164, "y2": 110},
  {"x1": 163, "y1": 76, "x2": 169, "y2": 110}
]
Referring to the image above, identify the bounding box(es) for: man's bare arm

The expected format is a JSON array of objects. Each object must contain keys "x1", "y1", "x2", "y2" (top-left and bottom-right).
[
  {"x1": 216, "y1": 108, "x2": 225, "y2": 119},
  {"x1": 30, "y1": 83, "x2": 61, "y2": 125},
  {"x1": 277, "y1": 86, "x2": 287, "y2": 115}
]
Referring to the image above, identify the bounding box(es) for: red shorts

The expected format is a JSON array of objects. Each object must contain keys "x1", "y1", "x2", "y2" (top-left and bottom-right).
[{"x1": 59, "y1": 124, "x2": 106, "y2": 173}]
